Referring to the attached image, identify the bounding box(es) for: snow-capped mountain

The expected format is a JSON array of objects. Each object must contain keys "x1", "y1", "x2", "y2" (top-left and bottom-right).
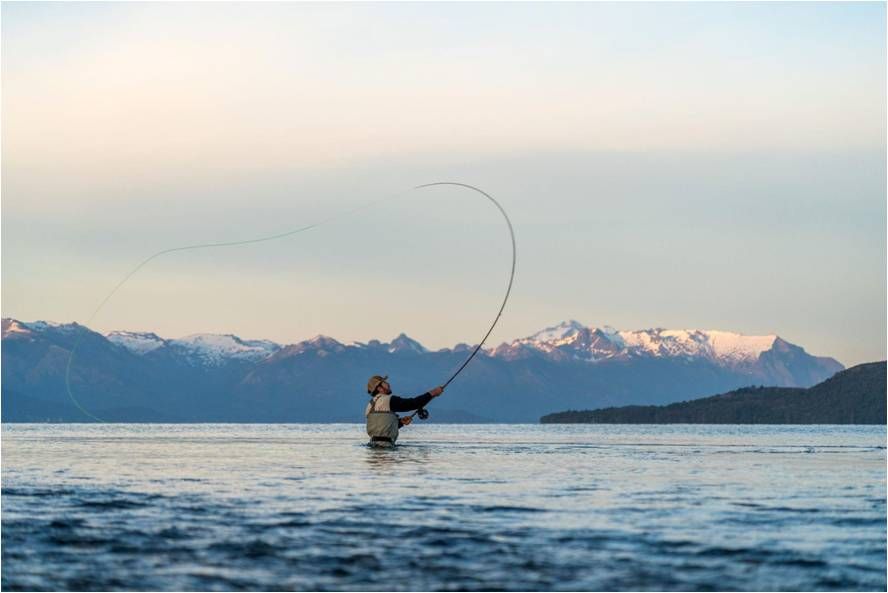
[
  {"x1": 2, "y1": 317, "x2": 847, "y2": 422},
  {"x1": 270, "y1": 335, "x2": 347, "y2": 360},
  {"x1": 3, "y1": 319, "x2": 83, "y2": 338},
  {"x1": 107, "y1": 330, "x2": 281, "y2": 365},
  {"x1": 387, "y1": 333, "x2": 428, "y2": 354},
  {"x1": 107, "y1": 331, "x2": 167, "y2": 354},
  {"x1": 168, "y1": 334, "x2": 281, "y2": 366},
  {"x1": 2, "y1": 319, "x2": 33, "y2": 337},
  {"x1": 494, "y1": 320, "x2": 791, "y2": 368}
]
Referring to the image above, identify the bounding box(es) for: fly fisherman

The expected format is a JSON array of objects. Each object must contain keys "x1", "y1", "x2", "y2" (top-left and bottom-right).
[{"x1": 365, "y1": 375, "x2": 444, "y2": 446}]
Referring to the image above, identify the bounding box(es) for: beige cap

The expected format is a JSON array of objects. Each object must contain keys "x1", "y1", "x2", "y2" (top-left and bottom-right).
[{"x1": 367, "y1": 375, "x2": 388, "y2": 394}]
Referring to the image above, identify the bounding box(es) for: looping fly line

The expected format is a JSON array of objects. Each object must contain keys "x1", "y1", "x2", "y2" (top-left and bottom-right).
[{"x1": 64, "y1": 182, "x2": 517, "y2": 422}]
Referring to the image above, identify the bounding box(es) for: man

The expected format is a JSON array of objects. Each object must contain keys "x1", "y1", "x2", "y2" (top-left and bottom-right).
[{"x1": 365, "y1": 375, "x2": 444, "y2": 445}]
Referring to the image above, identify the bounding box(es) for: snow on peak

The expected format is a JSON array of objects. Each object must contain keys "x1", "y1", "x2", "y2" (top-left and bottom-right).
[
  {"x1": 304, "y1": 335, "x2": 346, "y2": 353},
  {"x1": 107, "y1": 330, "x2": 167, "y2": 354},
  {"x1": 527, "y1": 320, "x2": 585, "y2": 343},
  {"x1": 2, "y1": 319, "x2": 91, "y2": 340},
  {"x1": 388, "y1": 333, "x2": 427, "y2": 354},
  {"x1": 2, "y1": 319, "x2": 33, "y2": 338},
  {"x1": 23, "y1": 320, "x2": 62, "y2": 330},
  {"x1": 704, "y1": 330, "x2": 778, "y2": 361},
  {"x1": 171, "y1": 333, "x2": 281, "y2": 365},
  {"x1": 618, "y1": 328, "x2": 777, "y2": 361},
  {"x1": 502, "y1": 321, "x2": 779, "y2": 365},
  {"x1": 509, "y1": 321, "x2": 624, "y2": 361},
  {"x1": 20, "y1": 320, "x2": 82, "y2": 333},
  {"x1": 277, "y1": 335, "x2": 346, "y2": 358}
]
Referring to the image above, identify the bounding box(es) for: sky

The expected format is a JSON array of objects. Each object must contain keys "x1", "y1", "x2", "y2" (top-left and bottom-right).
[{"x1": 2, "y1": 2, "x2": 885, "y2": 366}]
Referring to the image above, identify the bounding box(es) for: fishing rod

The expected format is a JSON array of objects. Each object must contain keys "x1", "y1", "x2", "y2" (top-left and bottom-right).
[{"x1": 406, "y1": 182, "x2": 517, "y2": 421}]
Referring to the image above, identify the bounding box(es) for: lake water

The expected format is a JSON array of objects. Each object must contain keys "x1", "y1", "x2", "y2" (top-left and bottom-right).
[{"x1": 2, "y1": 424, "x2": 885, "y2": 591}]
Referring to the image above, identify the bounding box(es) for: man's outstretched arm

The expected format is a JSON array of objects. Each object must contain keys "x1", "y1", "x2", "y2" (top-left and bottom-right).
[
  {"x1": 389, "y1": 386, "x2": 444, "y2": 413},
  {"x1": 389, "y1": 392, "x2": 433, "y2": 413}
]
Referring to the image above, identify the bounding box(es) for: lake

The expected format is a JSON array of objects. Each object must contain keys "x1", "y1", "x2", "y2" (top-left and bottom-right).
[{"x1": 2, "y1": 424, "x2": 885, "y2": 591}]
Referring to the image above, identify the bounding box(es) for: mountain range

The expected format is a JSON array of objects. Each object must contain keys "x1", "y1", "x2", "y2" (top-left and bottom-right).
[{"x1": 1, "y1": 318, "x2": 844, "y2": 422}]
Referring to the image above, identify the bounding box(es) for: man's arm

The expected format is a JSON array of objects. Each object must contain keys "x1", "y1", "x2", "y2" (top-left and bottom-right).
[{"x1": 389, "y1": 393, "x2": 433, "y2": 413}]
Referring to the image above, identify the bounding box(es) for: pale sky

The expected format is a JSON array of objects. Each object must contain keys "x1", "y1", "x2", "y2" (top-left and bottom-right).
[{"x1": 2, "y1": 2, "x2": 885, "y2": 366}]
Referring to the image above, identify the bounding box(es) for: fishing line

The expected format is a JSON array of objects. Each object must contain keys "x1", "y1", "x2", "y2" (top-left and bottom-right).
[
  {"x1": 64, "y1": 189, "x2": 411, "y2": 422},
  {"x1": 64, "y1": 182, "x2": 516, "y2": 422}
]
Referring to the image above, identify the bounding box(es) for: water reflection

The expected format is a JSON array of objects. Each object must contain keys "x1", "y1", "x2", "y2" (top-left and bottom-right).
[{"x1": 363, "y1": 442, "x2": 434, "y2": 471}]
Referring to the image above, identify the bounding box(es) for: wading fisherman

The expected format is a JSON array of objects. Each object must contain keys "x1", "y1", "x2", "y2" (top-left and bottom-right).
[{"x1": 365, "y1": 375, "x2": 444, "y2": 446}]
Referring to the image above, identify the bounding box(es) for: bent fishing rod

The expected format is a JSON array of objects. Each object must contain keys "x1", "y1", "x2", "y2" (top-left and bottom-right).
[{"x1": 407, "y1": 182, "x2": 517, "y2": 421}]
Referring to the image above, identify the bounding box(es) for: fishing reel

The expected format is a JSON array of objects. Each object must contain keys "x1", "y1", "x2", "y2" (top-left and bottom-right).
[{"x1": 417, "y1": 408, "x2": 430, "y2": 420}]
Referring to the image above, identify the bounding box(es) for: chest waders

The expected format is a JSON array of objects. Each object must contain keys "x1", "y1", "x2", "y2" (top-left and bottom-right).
[{"x1": 366, "y1": 394, "x2": 399, "y2": 446}]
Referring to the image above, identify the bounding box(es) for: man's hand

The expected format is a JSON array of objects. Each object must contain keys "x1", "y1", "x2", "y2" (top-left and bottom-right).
[
  {"x1": 399, "y1": 416, "x2": 412, "y2": 427},
  {"x1": 429, "y1": 386, "x2": 445, "y2": 397}
]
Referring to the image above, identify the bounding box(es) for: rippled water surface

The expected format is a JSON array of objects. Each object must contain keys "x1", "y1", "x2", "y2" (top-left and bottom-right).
[{"x1": 2, "y1": 424, "x2": 885, "y2": 591}]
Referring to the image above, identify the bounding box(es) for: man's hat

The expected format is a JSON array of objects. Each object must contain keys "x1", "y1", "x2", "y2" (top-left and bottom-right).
[{"x1": 367, "y1": 375, "x2": 388, "y2": 394}]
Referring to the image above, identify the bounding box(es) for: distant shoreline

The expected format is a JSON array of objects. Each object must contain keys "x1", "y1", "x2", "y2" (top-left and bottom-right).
[{"x1": 541, "y1": 362, "x2": 887, "y2": 425}]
